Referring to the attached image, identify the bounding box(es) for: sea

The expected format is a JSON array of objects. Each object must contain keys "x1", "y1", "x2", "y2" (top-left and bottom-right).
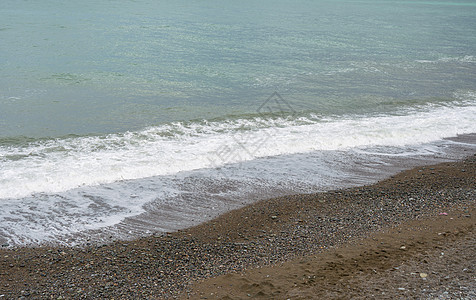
[{"x1": 1, "y1": 0, "x2": 475, "y2": 246}]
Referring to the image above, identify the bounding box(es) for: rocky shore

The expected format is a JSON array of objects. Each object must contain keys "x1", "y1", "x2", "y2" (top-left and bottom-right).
[
  {"x1": 190, "y1": 198, "x2": 475, "y2": 299},
  {"x1": 1, "y1": 154, "x2": 475, "y2": 299}
]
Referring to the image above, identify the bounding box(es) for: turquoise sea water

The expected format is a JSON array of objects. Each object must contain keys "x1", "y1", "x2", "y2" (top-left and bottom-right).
[
  {"x1": 1, "y1": 0, "x2": 475, "y2": 245},
  {"x1": 2, "y1": 0, "x2": 475, "y2": 137}
]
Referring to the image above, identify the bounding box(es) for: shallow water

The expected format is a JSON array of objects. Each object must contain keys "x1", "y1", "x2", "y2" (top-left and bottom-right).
[{"x1": 1, "y1": 0, "x2": 475, "y2": 246}]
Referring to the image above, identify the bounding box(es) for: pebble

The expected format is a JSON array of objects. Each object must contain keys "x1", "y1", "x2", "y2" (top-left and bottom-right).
[{"x1": 0, "y1": 155, "x2": 474, "y2": 299}]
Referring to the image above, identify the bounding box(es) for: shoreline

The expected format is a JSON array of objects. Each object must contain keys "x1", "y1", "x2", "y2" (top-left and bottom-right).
[
  {"x1": 2, "y1": 133, "x2": 475, "y2": 248},
  {"x1": 1, "y1": 154, "x2": 475, "y2": 299}
]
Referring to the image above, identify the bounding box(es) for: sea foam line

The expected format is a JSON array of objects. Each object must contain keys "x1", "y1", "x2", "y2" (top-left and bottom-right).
[{"x1": 1, "y1": 101, "x2": 475, "y2": 199}]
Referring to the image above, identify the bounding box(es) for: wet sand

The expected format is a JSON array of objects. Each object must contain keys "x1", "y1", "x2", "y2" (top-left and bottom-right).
[
  {"x1": 0, "y1": 154, "x2": 475, "y2": 299},
  {"x1": 190, "y1": 204, "x2": 475, "y2": 299}
]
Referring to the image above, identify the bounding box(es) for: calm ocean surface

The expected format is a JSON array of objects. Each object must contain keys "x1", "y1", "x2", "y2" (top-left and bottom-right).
[{"x1": 1, "y1": 0, "x2": 476, "y2": 246}]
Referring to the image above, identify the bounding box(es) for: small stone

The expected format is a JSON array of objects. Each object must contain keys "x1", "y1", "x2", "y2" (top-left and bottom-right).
[
  {"x1": 420, "y1": 273, "x2": 428, "y2": 278},
  {"x1": 271, "y1": 216, "x2": 277, "y2": 219},
  {"x1": 398, "y1": 288, "x2": 406, "y2": 291},
  {"x1": 399, "y1": 246, "x2": 406, "y2": 250}
]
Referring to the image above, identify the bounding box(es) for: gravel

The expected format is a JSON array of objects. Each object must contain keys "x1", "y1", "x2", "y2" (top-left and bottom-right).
[{"x1": 0, "y1": 154, "x2": 474, "y2": 299}]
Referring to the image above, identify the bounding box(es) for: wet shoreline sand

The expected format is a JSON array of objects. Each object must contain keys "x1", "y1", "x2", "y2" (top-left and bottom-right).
[
  {"x1": 1, "y1": 154, "x2": 475, "y2": 299},
  {"x1": 190, "y1": 198, "x2": 475, "y2": 299}
]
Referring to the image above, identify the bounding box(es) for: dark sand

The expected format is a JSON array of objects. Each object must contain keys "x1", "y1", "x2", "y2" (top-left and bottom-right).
[
  {"x1": 191, "y1": 205, "x2": 475, "y2": 299},
  {"x1": 1, "y1": 154, "x2": 475, "y2": 299}
]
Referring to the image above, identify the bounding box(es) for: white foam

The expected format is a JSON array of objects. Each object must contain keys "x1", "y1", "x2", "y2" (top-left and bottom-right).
[
  {"x1": 1, "y1": 99, "x2": 475, "y2": 200},
  {"x1": 416, "y1": 55, "x2": 476, "y2": 64}
]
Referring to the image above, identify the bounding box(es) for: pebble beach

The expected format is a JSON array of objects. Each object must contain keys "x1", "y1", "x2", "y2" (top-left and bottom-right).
[
  {"x1": 2, "y1": 1, "x2": 476, "y2": 299},
  {"x1": 1, "y1": 154, "x2": 475, "y2": 299}
]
